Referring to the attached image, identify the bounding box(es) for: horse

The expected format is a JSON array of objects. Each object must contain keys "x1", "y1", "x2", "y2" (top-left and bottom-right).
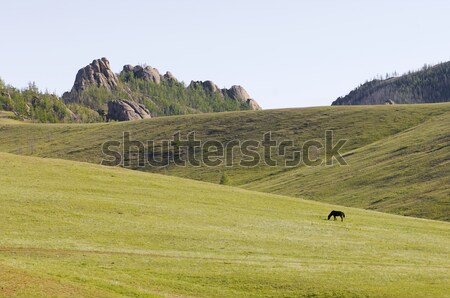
[{"x1": 328, "y1": 210, "x2": 345, "y2": 221}]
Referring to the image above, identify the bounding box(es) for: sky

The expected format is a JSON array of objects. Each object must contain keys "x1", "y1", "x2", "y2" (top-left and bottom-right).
[{"x1": 1, "y1": 0, "x2": 450, "y2": 109}]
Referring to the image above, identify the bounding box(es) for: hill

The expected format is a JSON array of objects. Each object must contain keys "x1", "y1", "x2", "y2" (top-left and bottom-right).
[
  {"x1": 332, "y1": 62, "x2": 450, "y2": 105},
  {"x1": 0, "y1": 58, "x2": 261, "y2": 124},
  {"x1": 0, "y1": 103, "x2": 448, "y2": 221},
  {"x1": 0, "y1": 152, "x2": 449, "y2": 297},
  {"x1": 244, "y1": 109, "x2": 450, "y2": 221},
  {"x1": 62, "y1": 58, "x2": 261, "y2": 118}
]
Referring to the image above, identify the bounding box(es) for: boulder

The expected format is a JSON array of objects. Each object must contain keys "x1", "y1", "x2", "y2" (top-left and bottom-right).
[
  {"x1": 247, "y1": 98, "x2": 262, "y2": 110},
  {"x1": 122, "y1": 64, "x2": 135, "y2": 73},
  {"x1": 107, "y1": 100, "x2": 151, "y2": 121},
  {"x1": 130, "y1": 65, "x2": 162, "y2": 84},
  {"x1": 202, "y1": 80, "x2": 220, "y2": 93},
  {"x1": 225, "y1": 85, "x2": 251, "y2": 102},
  {"x1": 163, "y1": 71, "x2": 177, "y2": 82},
  {"x1": 223, "y1": 85, "x2": 261, "y2": 110},
  {"x1": 189, "y1": 80, "x2": 221, "y2": 93}
]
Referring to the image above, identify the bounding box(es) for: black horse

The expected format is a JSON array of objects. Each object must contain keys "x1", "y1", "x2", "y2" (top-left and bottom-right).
[{"x1": 328, "y1": 210, "x2": 345, "y2": 221}]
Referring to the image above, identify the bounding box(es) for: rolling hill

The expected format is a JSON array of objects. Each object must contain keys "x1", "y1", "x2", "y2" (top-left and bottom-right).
[
  {"x1": 0, "y1": 152, "x2": 449, "y2": 297},
  {"x1": 0, "y1": 104, "x2": 449, "y2": 221},
  {"x1": 244, "y1": 110, "x2": 450, "y2": 221},
  {"x1": 332, "y1": 61, "x2": 450, "y2": 105}
]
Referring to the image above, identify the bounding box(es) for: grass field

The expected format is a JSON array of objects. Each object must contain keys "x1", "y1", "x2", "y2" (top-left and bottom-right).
[
  {"x1": 0, "y1": 104, "x2": 449, "y2": 220},
  {"x1": 244, "y1": 109, "x2": 450, "y2": 221},
  {"x1": 0, "y1": 152, "x2": 449, "y2": 297}
]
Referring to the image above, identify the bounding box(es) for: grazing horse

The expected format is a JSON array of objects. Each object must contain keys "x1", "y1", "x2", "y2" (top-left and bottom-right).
[{"x1": 328, "y1": 210, "x2": 345, "y2": 221}]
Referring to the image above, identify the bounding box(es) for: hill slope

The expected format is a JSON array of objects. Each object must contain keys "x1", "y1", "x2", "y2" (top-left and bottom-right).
[
  {"x1": 0, "y1": 104, "x2": 449, "y2": 221},
  {"x1": 244, "y1": 110, "x2": 450, "y2": 221},
  {"x1": 0, "y1": 152, "x2": 449, "y2": 297},
  {"x1": 332, "y1": 62, "x2": 450, "y2": 105}
]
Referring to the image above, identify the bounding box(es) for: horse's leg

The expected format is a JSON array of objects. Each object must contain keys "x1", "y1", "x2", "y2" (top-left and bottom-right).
[
  {"x1": 333, "y1": 215, "x2": 336, "y2": 221},
  {"x1": 340, "y1": 215, "x2": 343, "y2": 222}
]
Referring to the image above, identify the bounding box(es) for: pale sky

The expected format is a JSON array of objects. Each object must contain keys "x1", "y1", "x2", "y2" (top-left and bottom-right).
[{"x1": 1, "y1": 0, "x2": 450, "y2": 108}]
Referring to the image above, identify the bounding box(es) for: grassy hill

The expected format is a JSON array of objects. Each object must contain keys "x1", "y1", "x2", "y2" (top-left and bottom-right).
[
  {"x1": 0, "y1": 152, "x2": 449, "y2": 297},
  {"x1": 244, "y1": 110, "x2": 450, "y2": 221},
  {"x1": 0, "y1": 104, "x2": 449, "y2": 221},
  {"x1": 332, "y1": 61, "x2": 450, "y2": 105}
]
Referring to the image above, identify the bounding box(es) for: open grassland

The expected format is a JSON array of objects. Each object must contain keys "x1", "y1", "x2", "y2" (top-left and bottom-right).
[
  {"x1": 0, "y1": 152, "x2": 449, "y2": 297},
  {"x1": 0, "y1": 104, "x2": 449, "y2": 221},
  {"x1": 245, "y1": 110, "x2": 450, "y2": 221}
]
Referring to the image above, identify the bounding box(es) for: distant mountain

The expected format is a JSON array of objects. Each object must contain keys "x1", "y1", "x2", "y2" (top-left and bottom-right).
[
  {"x1": 0, "y1": 58, "x2": 261, "y2": 123},
  {"x1": 62, "y1": 58, "x2": 261, "y2": 121},
  {"x1": 332, "y1": 62, "x2": 450, "y2": 105}
]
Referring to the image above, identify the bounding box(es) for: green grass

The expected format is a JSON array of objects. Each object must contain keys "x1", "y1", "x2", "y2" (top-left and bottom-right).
[
  {"x1": 0, "y1": 104, "x2": 449, "y2": 221},
  {"x1": 244, "y1": 110, "x2": 450, "y2": 221},
  {"x1": 0, "y1": 152, "x2": 449, "y2": 297},
  {"x1": 0, "y1": 111, "x2": 26, "y2": 125}
]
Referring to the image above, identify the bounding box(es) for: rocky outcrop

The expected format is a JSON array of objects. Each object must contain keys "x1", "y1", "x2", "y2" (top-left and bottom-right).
[
  {"x1": 188, "y1": 81, "x2": 262, "y2": 110},
  {"x1": 225, "y1": 85, "x2": 261, "y2": 110},
  {"x1": 163, "y1": 71, "x2": 177, "y2": 81},
  {"x1": 62, "y1": 58, "x2": 119, "y2": 104},
  {"x1": 189, "y1": 80, "x2": 221, "y2": 93},
  {"x1": 225, "y1": 85, "x2": 251, "y2": 102},
  {"x1": 132, "y1": 65, "x2": 161, "y2": 84},
  {"x1": 247, "y1": 98, "x2": 262, "y2": 110},
  {"x1": 72, "y1": 58, "x2": 118, "y2": 93},
  {"x1": 121, "y1": 64, "x2": 165, "y2": 84},
  {"x1": 63, "y1": 58, "x2": 262, "y2": 117},
  {"x1": 122, "y1": 64, "x2": 135, "y2": 73},
  {"x1": 107, "y1": 100, "x2": 151, "y2": 121}
]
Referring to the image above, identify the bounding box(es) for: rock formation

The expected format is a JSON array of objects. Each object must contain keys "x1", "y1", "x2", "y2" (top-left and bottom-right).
[
  {"x1": 247, "y1": 98, "x2": 262, "y2": 110},
  {"x1": 107, "y1": 100, "x2": 151, "y2": 121},
  {"x1": 63, "y1": 57, "x2": 262, "y2": 118},
  {"x1": 163, "y1": 71, "x2": 177, "y2": 82},
  {"x1": 225, "y1": 85, "x2": 251, "y2": 102},
  {"x1": 189, "y1": 80, "x2": 221, "y2": 93},
  {"x1": 62, "y1": 57, "x2": 119, "y2": 104},
  {"x1": 189, "y1": 81, "x2": 262, "y2": 110},
  {"x1": 132, "y1": 65, "x2": 162, "y2": 84},
  {"x1": 121, "y1": 64, "x2": 167, "y2": 84},
  {"x1": 224, "y1": 85, "x2": 261, "y2": 110},
  {"x1": 72, "y1": 58, "x2": 118, "y2": 92}
]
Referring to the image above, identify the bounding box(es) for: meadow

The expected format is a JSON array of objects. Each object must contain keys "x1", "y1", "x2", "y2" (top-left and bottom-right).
[
  {"x1": 0, "y1": 152, "x2": 449, "y2": 297},
  {"x1": 0, "y1": 104, "x2": 449, "y2": 220}
]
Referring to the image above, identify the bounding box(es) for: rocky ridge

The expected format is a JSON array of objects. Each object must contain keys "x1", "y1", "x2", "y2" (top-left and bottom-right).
[{"x1": 63, "y1": 58, "x2": 262, "y2": 121}]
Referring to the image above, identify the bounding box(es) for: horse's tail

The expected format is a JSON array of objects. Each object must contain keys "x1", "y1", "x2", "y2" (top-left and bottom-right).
[{"x1": 342, "y1": 212, "x2": 345, "y2": 218}]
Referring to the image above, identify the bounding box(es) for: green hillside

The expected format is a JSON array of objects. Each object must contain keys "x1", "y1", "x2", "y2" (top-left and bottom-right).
[
  {"x1": 244, "y1": 110, "x2": 450, "y2": 221},
  {"x1": 0, "y1": 104, "x2": 449, "y2": 221},
  {"x1": 332, "y1": 61, "x2": 450, "y2": 105},
  {"x1": 0, "y1": 152, "x2": 449, "y2": 297}
]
